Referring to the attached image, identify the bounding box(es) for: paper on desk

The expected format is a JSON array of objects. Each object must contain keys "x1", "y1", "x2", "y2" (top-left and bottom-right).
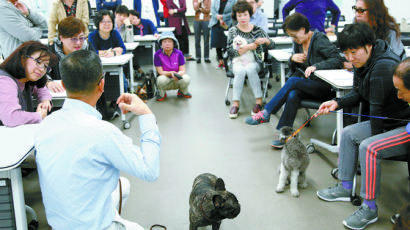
[
  {"x1": 0, "y1": 124, "x2": 38, "y2": 170},
  {"x1": 315, "y1": 69, "x2": 353, "y2": 88},
  {"x1": 50, "y1": 80, "x2": 67, "y2": 98}
]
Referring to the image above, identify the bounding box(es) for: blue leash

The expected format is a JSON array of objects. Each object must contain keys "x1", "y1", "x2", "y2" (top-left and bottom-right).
[{"x1": 328, "y1": 111, "x2": 410, "y2": 134}]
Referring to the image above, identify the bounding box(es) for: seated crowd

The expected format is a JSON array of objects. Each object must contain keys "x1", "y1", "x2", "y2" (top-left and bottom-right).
[{"x1": 0, "y1": 0, "x2": 408, "y2": 229}]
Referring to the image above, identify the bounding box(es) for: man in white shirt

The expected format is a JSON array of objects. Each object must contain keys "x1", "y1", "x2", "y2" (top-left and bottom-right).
[{"x1": 34, "y1": 50, "x2": 161, "y2": 230}]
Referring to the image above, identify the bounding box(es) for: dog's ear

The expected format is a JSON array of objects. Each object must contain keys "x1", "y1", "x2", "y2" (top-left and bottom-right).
[
  {"x1": 215, "y1": 178, "x2": 226, "y2": 191},
  {"x1": 213, "y1": 194, "x2": 224, "y2": 209}
]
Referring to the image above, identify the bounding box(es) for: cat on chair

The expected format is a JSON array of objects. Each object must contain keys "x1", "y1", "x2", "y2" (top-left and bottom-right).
[
  {"x1": 231, "y1": 35, "x2": 256, "y2": 74},
  {"x1": 275, "y1": 126, "x2": 310, "y2": 197}
]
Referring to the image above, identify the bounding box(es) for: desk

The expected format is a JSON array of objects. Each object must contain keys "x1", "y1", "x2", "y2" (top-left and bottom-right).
[
  {"x1": 133, "y1": 35, "x2": 157, "y2": 75},
  {"x1": 101, "y1": 54, "x2": 133, "y2": 129},
  {"x1": 268, "y1": 49, "x2": 292, "y2": 87},
  {"x1": 310, "y1": 69, "x2": 354, "y2": 153},
  {"x1": 271, "y1": 35, "x2": 337, "y2": 49},
  {"x1": 0, "y1": 124, "x2": 39, "y2": 230},
  {"x1": 157, "y1": 27, "x2": 175, "y2": 33}
]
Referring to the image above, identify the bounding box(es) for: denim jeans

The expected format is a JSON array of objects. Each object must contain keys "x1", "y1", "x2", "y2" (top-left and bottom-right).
[{"x1": 264, "y1": 76, "x2": 334, "y2": 130}]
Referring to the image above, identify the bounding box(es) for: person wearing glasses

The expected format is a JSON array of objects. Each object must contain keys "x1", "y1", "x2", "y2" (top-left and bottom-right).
[
  {"x1": 0, "y1": 41, "x2": 57, "y2": 127},
  {"x1": 47, "y1": 0, "x2": 89, "y2": 45},
  {"x1": 282, "y1": 0, "x2": 341, "y2": 34},
  {"x1": 48, "y1": 16, "x2": 94, "y2": 93},
  {"x1": 352, "y1": 0, "x2": 405, "y2": 59}
]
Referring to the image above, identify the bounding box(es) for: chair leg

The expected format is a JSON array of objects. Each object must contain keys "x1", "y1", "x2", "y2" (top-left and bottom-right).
[
  {"x1": 332, "y1": 129, "x2": 337, "y2": 145},
  {"x1": 304, "y1": 108, "x2": 311, "y2": 127},
  {"x1": 262, "y1": 77, "x2": 270, "y2": 104},
  {"x1": 225, "y1": 78, "x2": 232, "y2": 106}
]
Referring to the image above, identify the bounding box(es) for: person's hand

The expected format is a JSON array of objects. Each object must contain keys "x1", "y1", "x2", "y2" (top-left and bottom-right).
[
  {"x1": 123, "y1": 18, "x2": 131, "y2": 26},
  {"x1": 170, "y1": 72, "x2": 179, "y2": 80},
  {"x1": 291, "y1": 53, "x2": 306, "y2": 63},
  {"x1": 117, "y1": 93, "x2": 152, "y2": 115},
  {"x1": 254, "y1": 38, "x2": 269, "y2": 46},
  {"x1": 216, "y1": 14, "x2": 223, "y2": 20},
  {"x1": 343, "y1": 61, "x2": 353, "y2": 70},
  {"x1": 325, "y1": 26, "x2": 335, "y2": 33},
  {"x1": 113, "y1": 47, "x2": 123, "y2": 56},
  {"x1": 246, "y1": 42, "x2": 257, "y2": 51},
  {"x1": 47, "y1": 81, "x2": 65, "y2": 93},
  {"x1": 38, "y1": 100, "x2": 52, "y2": 112},
  {"x1": 14, "y1": 0, "x2": 29, "y2": 16},
  {"x1": 154, "y1": 33, "x2": 160, "y2": 39},
  {"x1": 316, "y1": 100, "x2": 338, "y2": 116},
  {"x1": 304, "y1": 66, "x2": 316, "y2": 78}
]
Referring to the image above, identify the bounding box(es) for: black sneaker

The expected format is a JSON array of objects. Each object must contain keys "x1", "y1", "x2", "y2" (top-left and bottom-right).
[
  {"x1": 204, "y1": 59, "x2": 211, "y2": 63},
  {"x1": 196, "y1": 59, "x2": 201, "y2": 64}
]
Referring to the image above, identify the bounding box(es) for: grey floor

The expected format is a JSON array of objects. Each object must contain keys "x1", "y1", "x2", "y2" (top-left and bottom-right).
[{"x1": 24, "y1": 36, "x2": 409, "y2": 230}]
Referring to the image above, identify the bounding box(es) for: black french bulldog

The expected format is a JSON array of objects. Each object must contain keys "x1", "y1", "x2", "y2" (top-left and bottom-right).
[{"x1": 189, "y1": 173, "x2": 240, "y2": 230}]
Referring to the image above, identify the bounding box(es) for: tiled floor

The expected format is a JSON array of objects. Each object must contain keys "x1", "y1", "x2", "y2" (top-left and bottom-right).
[{"x1": 23, "y1": 35, "x2": 409, "y2": 230}]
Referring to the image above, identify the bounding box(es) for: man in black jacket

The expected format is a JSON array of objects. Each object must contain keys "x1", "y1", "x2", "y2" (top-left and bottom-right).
[{"x1": 316, "y1": 23, "x2": 410, "y2": 230}]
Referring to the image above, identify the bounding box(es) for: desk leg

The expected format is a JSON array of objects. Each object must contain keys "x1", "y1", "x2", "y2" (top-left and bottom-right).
[
  {"x1": 151, "y1": 43, "x2": 156, "y2": 74},
  {"x1": 280, "y1": 62, "x2": 286, "y2": 87},
  {"x1": 309, "y1": 89, "x2": 345, "y2": 154},
  {"x1": 118, "y1": 66, "x2": 125, "y2": 122},
  {"x1": 129, "y1": 54, "x2": 134, "y2": 93},
  {"x1": 11, "y1": 168, "x2": 28, "y2": 230}
]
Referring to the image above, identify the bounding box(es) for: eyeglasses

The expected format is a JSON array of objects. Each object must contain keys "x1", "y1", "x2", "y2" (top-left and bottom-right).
[
  {"x1": 97, "y1": 75, "x2": 104, "y2": 86},
  {"x1": 25, "y1": 55, "x2": 51, "y2": 74},
  {"x1": 69, "y1": 36, "x2": 87, "y2": 43},
  {"x1": 352, "y1": 6, "x2": 368, "y2": 14},
  {"x1": 101, "y1": 20, "x2": 113, "y2": 24}
]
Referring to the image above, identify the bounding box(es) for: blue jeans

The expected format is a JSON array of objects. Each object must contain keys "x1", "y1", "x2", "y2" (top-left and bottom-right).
[{"x1": 264, "y1": 76, "x2": 334, "y2": 130}]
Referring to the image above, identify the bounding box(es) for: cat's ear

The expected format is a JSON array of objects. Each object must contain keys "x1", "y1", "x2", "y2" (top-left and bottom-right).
[
  {"x1": 215, "y1": 178, "x2": 226, "y2": 191},
  {"x1": 213, "y1": 194, "x2": 224, "y2": 208}
]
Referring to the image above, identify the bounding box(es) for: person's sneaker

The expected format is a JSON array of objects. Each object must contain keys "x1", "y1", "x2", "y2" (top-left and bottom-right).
[
  {"x1": 343, "y1": 203, "x2": 378, "y2": 230},
  {"x1": 316, "y1": 183, "x2": 351, "y2": 202},
  {"x1": 390, "y1": 213, "x2": 399, "y2": 225},
  {"x1": 251, "y1": 104, "x2": 263, "y2": 115},
  {"x1": 156, "y1": 93, "x2": 167, "y2": 101},
  {"x1": 245, "y1": 110, "x2": 270, "y2": 125},
  {"x1": 177, "y1": 90, "x2": 192, "y2": 98},
  {"x1": 196, "y1": 59, "x2": 201, "y2": 64},
  {"x1": 271, "y1": 139, "x2": 285, "y2": 149},
  {"x1": 229, "y1": 106, "x2": 239, "y2": 119},
  {"x1": 204, "y1": 58, "x2": 211, "y2": 63},
  {"x1": 216, "y1": 63, "x2": 225, "y2": 70}
]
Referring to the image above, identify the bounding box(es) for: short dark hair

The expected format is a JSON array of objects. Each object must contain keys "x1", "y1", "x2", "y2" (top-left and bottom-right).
[
  {"x1": 129, "y1": 9, "x2": 140, "y2": 19},
  {"x1": 58, "y1": 16, "x2": 86, "y2": 38},
  {"x1": 337, "y1": 23, "x2": 376, "y2": 52},
  {"x1": 60, "y1": 50, "x2": 103, "y2": 94},
  {"x1": 95, "y1": 10, "x2": 114, "y2": 31},
  {"x1": 231, "y1": 1, "x2": 253, "y2": 21},
  {"x1": 282, "y1": 13, "x2": 310, "y2": 34},
  {"x1": 0, "y1": 41, "x2": 57, "y2": 88},
  {"x1": 394, "y1": 57, "x2": 410, "y2": 89},
  {"x1": 115, "y1": 5, "x2": 129, "y2": 16}
]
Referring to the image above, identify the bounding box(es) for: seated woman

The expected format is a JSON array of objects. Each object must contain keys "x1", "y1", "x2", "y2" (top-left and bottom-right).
[
  {"x1": 226, "y1": 1, "x2": 274, "y2": 119},
  {"x1": 245, "y1": 13, "x2": 344, "y2": 149},
  {"x1": 0, "y1": 41, "x2": 57, "y2": 127},
  {"x1": 154, "y1": 31, "x2": 192, "y2": 101},
  {"x1": 48, "y1": 16, "x2": 94, "y2": 93}
]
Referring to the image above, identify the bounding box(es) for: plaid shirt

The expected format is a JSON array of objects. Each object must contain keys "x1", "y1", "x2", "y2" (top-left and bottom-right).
[{"x1": 62, "y1": 0, "x2": 77, "y2": 17}]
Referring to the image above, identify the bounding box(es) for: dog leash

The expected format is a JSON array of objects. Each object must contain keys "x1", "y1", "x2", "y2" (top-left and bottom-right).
[
  {"x1": 287, "y1": 110, "x2": 410, "y2": 142},
  {"x1": 286, "y1": 112, "x2": 318, "y2": 143},
  {"x1": 329, "y1": 111, "x2": 410, "y2": 122}
]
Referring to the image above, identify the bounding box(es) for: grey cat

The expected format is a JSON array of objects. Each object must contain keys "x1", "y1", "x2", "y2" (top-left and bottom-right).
[
  {"x1": 189, "y1": 173, "x2": 240, "y2": 230},
  {"x1": 275, "y1": 126, "x2": 310, "y2": 197}
]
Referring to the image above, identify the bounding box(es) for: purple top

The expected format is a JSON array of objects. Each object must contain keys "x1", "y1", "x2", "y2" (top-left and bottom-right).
[
  {"x1": 0, "y1": 76, "x2": 52, "y2": 127},
  {"x1": 154, "y1": 48, "x2": 185, "y2": 72},
  {"x1": 282, "y1": 0, "x2": 340, "y2": 33}
]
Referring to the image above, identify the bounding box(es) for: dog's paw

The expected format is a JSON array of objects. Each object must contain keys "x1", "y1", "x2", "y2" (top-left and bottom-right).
[
  {"x1": 290, "y1": 189, "x2": 300, "y2": 197},
  {"x1": 300, "y1": 182, "x2": 308, "y2": 189},
  {"x1": 275, "y1": 185, "x2": 285, "y2": 193}
]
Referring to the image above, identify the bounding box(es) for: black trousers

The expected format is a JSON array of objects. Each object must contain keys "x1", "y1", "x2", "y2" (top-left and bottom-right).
[{"x1": 175, "y1": 27, "x2": 190, "y2": 55}]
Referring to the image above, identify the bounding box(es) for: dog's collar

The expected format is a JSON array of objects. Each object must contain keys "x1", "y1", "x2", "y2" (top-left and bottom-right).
[{"x1": 200, "y1": 192, "x2": 222, "y2": 223}]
